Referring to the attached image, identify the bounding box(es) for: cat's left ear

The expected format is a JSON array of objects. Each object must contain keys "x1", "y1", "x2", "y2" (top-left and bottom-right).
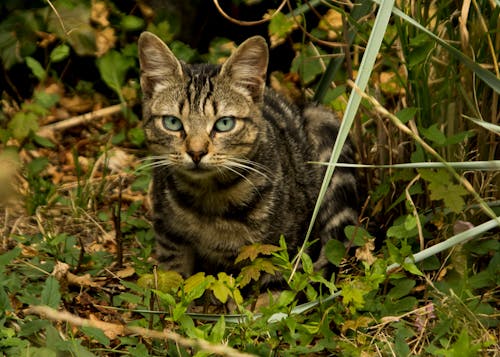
[{"x1": 220, "y1": 36, "x2": 269, "y2": 102}]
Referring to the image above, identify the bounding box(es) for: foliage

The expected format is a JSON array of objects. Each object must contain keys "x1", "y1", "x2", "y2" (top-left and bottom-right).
[{"x1": 0, "y1": 0, "x2": 499, "y2": 356}]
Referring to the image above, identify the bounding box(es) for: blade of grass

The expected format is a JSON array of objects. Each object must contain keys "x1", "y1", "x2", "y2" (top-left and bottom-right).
[
  {"x1": 349, "y1": 79, "x2": 499, "y2": 223},
  {"x1": 309, "y1": 160, "x2": 500, "y2": 170},
  {"x1": 289, "y1": 0, "x2": 396, "y2": 282},
  {"x1": 372, "y1": 0, "x2": 500, "y2": 93}
]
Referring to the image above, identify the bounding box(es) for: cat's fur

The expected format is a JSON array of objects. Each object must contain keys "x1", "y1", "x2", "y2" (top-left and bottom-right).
[{"x1": 138, "y1": 32, "x2": 358, "y2": 281}]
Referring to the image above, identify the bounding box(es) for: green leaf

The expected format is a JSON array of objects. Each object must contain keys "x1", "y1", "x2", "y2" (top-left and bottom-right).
[
  {"x1": 210, "y1": 316, "x2": 226, "y2": 343},
  {"x1": 301, "y1": 252, "x2": 314, "y2": 274},
  {"x1": 0, "y1": 247, "x2": 21, "y2": 267},
  {"x1": 25, "y1": 56, "x2": 46, "y2": 81},
  {"x1": 50, "y1": 44, "x2": 70, "y2": 62},
  {"x1": 96, "y1": 50, "x2": 135, "y2": 97},
  {"x1": 420, "y1": 124, "x2": 446, "y2": 146},
  {"x1": 120, "y1": 15, "x2": 145, "y2": 31},
  {"x1": 81, "y1": 326, "x2": 110, "y2": 345},
  {"x1": 128, "y1": 127, "x2": 145, "y2": 147},
  {"x1": 344, "y1": 225, "x2": 373, "y2": 246},
  {"x1": 324, "y1": 239, "x2": 346, "y2": 267},
  {"x1": 41, "y1": 276, "x2": 61, "y2": 309},
  {"x1": 419, "y1": 169, "x2": 468, "y2": 213},
  {"x1": 396, "y1": 107, "x2": 418, "y2": 124},
  {"x1": 8, "y1": 111, "x2": 39, "y2": 140},
  {"x1": 33, "y1": 134, "x2": 56, "y2": 148},
  {"x1": 387, "y1": 279, "x2": 415, "y2": 300},
  {"x1": 291, "y1": 44, "x2": 326, "y2": 84},
  {"x1": 268, "y1": 12, "x2": 298, "y2": 46}
]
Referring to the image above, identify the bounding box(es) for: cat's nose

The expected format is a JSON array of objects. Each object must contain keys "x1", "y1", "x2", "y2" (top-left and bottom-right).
[{"x1": 187, "y1": 150, "x2": 207, "y2": 164}]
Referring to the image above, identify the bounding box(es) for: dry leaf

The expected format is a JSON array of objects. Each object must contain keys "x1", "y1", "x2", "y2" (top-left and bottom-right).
[
  {"x1": 91, "y1": 1, "x2": 110, "y2": 27},
  {"x1": 115, "y1": 266, "x2": 135, "y2": 279},
  {"x1": 319, "y1": 9, "x2": 343, "y2": 40},
  {"x1": 355, "y1": 239, "x2": 376, "y2": 265},
  {"x1": 95, "y1": 27, "x2": 116, "y2": 57}
]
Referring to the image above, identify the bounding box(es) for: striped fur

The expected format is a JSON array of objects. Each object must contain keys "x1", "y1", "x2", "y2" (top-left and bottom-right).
[{"x1": 138, "y1": 32, "x2": 358, "y2": 280}]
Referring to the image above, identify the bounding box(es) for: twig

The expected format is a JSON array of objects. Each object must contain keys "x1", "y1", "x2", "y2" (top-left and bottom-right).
[
  {"x1": 38, "y1": 104, "x2": 123, "y2": 137},
  {"x1": 25, "y1": 305, "x2": 257, "y2": 357},
  {"x1": 212, "y1": 0, "x2": 287, "y2": 26}
]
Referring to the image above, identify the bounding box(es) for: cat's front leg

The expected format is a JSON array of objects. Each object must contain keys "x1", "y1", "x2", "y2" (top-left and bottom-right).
[{"x1": 155, "y1": 236, "x2": 196, "y2": 277}]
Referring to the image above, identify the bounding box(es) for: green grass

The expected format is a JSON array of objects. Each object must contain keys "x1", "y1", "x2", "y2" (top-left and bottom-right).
[{"x1": 0, "y1": 0, "x2": 499, "y2": 355}]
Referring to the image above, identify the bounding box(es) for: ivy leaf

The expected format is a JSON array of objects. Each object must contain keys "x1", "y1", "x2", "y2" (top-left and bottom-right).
[{"x1": 41, "y1": 276, "x2": 61, "y2": 309}]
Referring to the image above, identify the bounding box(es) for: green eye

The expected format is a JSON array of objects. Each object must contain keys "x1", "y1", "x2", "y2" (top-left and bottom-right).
[
  {"x1": 162, "y1": 116, "x2": 183, "y2": 131},
  {"x1": 214, "y1": 116, "x2": 236, "y2": 132}
]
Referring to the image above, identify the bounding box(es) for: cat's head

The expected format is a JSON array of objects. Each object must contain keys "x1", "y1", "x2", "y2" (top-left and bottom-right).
[{"x1": 138, "y1": 32, "x2": 269, "y2": 179}]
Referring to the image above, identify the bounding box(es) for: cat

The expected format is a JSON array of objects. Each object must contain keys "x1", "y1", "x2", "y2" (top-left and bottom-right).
[{"x1": 138, "y1": 31, "x2": 358, "y2": 284}]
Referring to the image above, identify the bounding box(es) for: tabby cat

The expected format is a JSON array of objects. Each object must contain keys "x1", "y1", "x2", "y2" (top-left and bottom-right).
[{"x1": 138, "y1": 32, "x2": 358, "y2": 283}]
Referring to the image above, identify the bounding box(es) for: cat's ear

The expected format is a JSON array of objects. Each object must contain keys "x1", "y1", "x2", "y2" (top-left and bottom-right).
[
  {"x1": 138, "y1": 31, "x2": 183, "y2": 97},
  {"x1": 220, "y1": 36, "x2": 269, "y2": 102}
]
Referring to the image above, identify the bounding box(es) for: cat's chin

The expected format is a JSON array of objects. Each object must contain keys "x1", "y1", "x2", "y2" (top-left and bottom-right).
[{"x1": 177, "y1": 165, "x2": 218, "y2": 179}]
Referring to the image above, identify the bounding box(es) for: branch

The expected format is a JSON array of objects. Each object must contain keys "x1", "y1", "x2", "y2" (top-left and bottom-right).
[
  {"x1": 38, "y1": 104, "x2": 123, "y2": 138},
  {"x1": 25, "y1": 305, "x2": 257, "y2": 357}
]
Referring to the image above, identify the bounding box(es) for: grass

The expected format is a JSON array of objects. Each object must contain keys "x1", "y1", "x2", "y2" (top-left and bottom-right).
[{"x1": 0, "y1": 0, "x2": 499, "y2": 355}]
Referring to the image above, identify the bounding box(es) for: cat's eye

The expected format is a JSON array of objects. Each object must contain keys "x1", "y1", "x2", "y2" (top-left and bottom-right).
[
  {"x1": 161, "y1": 115, "x2": 183, "y2": 131},
  {"x1": 214, "y1": 116, "x2": 236, "y2": 132}
]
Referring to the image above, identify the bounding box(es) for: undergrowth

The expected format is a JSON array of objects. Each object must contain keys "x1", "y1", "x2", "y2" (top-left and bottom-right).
[{"x1": 0, "y1": 0, "x2": 499, "y2": 356}]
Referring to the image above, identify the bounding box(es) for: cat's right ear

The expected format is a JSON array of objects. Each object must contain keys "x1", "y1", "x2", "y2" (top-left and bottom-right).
[{"x1": 138, "y1": 32, "x2": 183, "y2": 97}]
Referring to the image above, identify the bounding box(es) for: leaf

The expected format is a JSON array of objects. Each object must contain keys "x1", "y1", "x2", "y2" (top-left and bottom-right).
[
  {"x1": 235, "y1": 243, "x2": 281, "y2": 263},
  {"x1": 25, "y1": 56, "x2": 46, "y2": 81},
  {"x1": 81, "y1": 326, "x2": 110, "y2": 346},
  {"x1": 96, "y1": 50, "x2": 135, "y2": 97},
  {"x1": 268, "y1": 11, "x2": 299, "y2": 47},
  {"x1": 210, "y1": 316, "x2": 226, "y2": 343},
  {"x1": 344, "y1": 225, "x2": 373, "y2": 247},
  {"x1": 41, "y1": 276, "x2": 61, "y2": 309},
  {"x1": 8, "y1": 111, "x2": 39, "y2": 140},
  {"x1": 120, "y1": 15, "x2": 145, "y2": 32},
  {"x1": 396, "y1": 107, "x2": 418, "y2": 124},
  {"x1": 387, "y1": 279, "x2": 416, "y2": 300},
  {"x1": 420, "y1": 123, "x2": 446, "y2": 146},
  {"x1": 301, "y1": 252, "x2": 314, "y2": 274},
  {"x1": 0, "y1": 247, "x2": 21, "y2": 267},
  {"x1": 50, "y1": 44, "x2": 70, "y2": 63},
  {"x1": 238, "y1": 265, "x2": 261, "y2": 288},
  {"x1": 291, "y1": 44, "x2": 327, "y2": 84},
  {"x1": 419, "y1": 169, "x2": 468, "y2": 213},
  {"x1": 324, "y1": 239, "x2": 346, "y2": 267}
]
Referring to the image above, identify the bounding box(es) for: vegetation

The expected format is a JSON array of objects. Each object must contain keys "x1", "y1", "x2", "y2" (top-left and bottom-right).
[{"x1": 0, "y1": 0, "x2": 499, "y2": 355}]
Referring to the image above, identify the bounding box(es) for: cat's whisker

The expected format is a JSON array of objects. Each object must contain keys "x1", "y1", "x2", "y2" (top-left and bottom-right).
[
  {"x1": 224, "y1": 159, "x2": 272, "y2": 182},
  {"x1": 135, "y1": 158, "x2": 175, "y2": 172},
  {"x1": 229, "y1": 157, "x2": 275, "y2": 177},
  {"x1": 220, "y1": 164, "x2": 260, "y2": 193}
]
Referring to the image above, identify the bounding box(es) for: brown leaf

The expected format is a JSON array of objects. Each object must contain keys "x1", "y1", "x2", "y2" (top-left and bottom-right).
[
  {"x1": 91, "y1": 1, "x2": 110, "y2": 27},
  {"x1": 235, "y1": 243, "x2": 281, "y2": 263},
  {"x1": 95, "y1": 28, "x2": 116, "y2": 57}
]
